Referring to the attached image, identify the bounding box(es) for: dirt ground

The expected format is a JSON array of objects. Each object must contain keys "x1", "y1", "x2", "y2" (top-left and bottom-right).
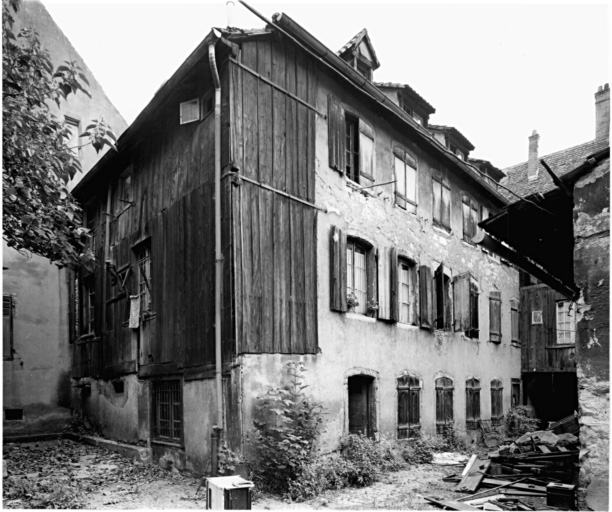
[{"x1": 2, "y1": 438, "x2": 488, "y2": 510}]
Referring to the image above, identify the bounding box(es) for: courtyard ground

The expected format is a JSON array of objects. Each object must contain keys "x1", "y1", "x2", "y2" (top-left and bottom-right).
[{"x1": 3, "y1": 438, "x2": 466, "y2": 510}]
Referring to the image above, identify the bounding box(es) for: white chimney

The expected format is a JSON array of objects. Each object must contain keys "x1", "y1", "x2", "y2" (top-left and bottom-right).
[
  {"x1": 527, "y1": 130, "x2": 540, "y2": 180},
  {"x1": 226, "y1": 0, "x2": 236, "y2": 28},
  {"x1": 595, "y1": 83, "x2": 610, "y2": 141}
]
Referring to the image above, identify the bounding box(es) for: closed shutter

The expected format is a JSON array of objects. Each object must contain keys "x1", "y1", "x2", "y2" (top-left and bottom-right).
[
  {"x1": 330, "y1": 226, "x2": 347, "y2": 312},
  {"x1": 436, "y1": 377, "x2": 454, "y2": 433},
  {"x1": 328, "y1": 95, "x2": 344, "y2": 173},
  {"x1": 489, "y1": 290, "x2": 502, "y2": 342},
  {"x1": 398, "y1": 388, "x2": 409, "y2": 439},
  {"x1": 453, "y1": 272, "x2": 471, "y2": 332},
  {"x1": 419, "y1": 265, "x2": 433, "y2": 329}
]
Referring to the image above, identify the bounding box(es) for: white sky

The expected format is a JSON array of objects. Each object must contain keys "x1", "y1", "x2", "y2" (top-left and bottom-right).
[{"x1": 41, "y1": 0, "x2": 610, "y2": 169}]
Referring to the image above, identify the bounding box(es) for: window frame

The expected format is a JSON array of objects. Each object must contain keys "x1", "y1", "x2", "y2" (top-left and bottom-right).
[
  {"x1": 462, "y1": 194, "x2": 479, "y2": 243},
  {"x1": 465, "y1": 377, "x2": 481, "y2": 430},
  {"x1": 345, "y1": 113, "x2": 360, "y2": 183},
  {"x1": 432, "y1": 174, "x2": 451, "y2": 231},
  {"x1": 556, "y1": 300, "x2": 576, "y2": 345},
  {"x1": 398, "y1": 257, "x2": 418, "y2": 325},
  {"x1": 346, "y1": 239, "x2": 368, "y2": 315},
  {"x1": 394, "y1": 146, "x2": 418, "y2": 213},
  {"x1": 434, "y1": 263, "x2": 452, "y2": 330},
  {"x1": 453, "y1": 272, "x2": 479, "y2": 339},
  {"x1": 397, "y1": 374, "x2": 421, "y2": 439},
  {"x1": 151, "y1": 378, "x2": 184, "y2": 445},
  {"x1": 510, "y1": 299, "x2": 520, "y2": 345},
  {"x1": 64, "y1": 115, "x2": 81, "y2": 157},
  {"x1": 80, "y1": 275, "x2": 96, "y2": 337},
  {"x1": 489, "y1": 290, "x2": 502, "y2": 343}
]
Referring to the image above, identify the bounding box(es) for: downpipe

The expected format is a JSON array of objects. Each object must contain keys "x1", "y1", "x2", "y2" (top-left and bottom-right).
[{"x1": 209, "y1": 30, "x2": 224, "y2": 476}]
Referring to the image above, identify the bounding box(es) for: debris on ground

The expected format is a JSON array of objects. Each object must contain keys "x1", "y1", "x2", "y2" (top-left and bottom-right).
[{"x1": 426, "y1": 421, "x2": 581, "y2": 511}]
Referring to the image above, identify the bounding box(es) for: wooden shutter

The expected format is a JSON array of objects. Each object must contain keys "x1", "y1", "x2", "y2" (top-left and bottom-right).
[
  {"x1": 327, "y1": 94, "x2": 344, "y2": 173},
  {"x1": 366, "y1": 247, "x2": 377, "y2": 315},
  {"x1": 432, "y1": 177, "x2": 442, "y2": 224},
  {"x1": 359, "y1": 120, "x2": 374, "y2": 180},
  {"x1": 3, "y1": 296, "x2": 13, "y2": 360},
  {"x1": 419, "y1": 265, "x2": 433, "y2": 329},
  {"x1": 441, "y1": 179, "x2": 451, "y2": 229},
  {"x1": 398, "y1": 387, "x2": 409, "y2": 439},
  {"x1": 330, "y1": 225, "x2": 347, "y2": 312},
  {"x1": 510, "y1": 299, "x2": 519, "y2": 343},
  {"x1": 453, "y1": 272, "x2": 471, "y2": 332},
  {"x1": 489, "y1": 290, "x2": 502, "y2": 342},
  {"x1": 390, "y1": 248, "x2": 399, "y2": 322}
]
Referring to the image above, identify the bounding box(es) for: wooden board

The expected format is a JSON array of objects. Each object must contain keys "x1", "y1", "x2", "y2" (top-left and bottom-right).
[
  {"x1": 455, "y1": 458, "x2": 491, "y2": 492},
  {"x1": 424, "y1": 496, "x2": 480, "y2": 511}
]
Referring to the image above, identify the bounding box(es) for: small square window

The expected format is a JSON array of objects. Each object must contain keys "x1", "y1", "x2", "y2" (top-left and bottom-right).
[{"x1": 179, "y1": 98, "x2": 200, "y2": 124}]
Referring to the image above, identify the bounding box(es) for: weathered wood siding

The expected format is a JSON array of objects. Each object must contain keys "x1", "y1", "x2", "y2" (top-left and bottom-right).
[{"x1": 230, "y1": 36, "x2": 318, "y2": 354}]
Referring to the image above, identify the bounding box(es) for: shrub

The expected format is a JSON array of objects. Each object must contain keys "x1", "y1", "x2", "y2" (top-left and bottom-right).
[
  {"x1": 505, "y1": 405, "x2": 540, "y2": 437},
  {"x1": 249, "y1": 361, "x2": 324, "y2": 494},
  {"x1": 401, "y1": 436, "x2": 434, "y2": 465},
  {"x1": 217, "y1": 441, "x2": 242, "y2": 476},
  {"x1": 338, "y1": 434, "x2": 387, "y2": 487}
]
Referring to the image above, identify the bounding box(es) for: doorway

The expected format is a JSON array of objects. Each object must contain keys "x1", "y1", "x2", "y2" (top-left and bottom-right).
[{"x1": 348, "y1": 375, "x2": 376, "y2": 437}]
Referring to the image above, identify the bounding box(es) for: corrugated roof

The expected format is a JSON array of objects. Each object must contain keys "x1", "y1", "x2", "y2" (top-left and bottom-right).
[
  {"x1": 375, "y1": 82, "x2": 435, "y2": 114},
  {"x1": 500, "y1": 138, "x2": 609, "y2": 201}
]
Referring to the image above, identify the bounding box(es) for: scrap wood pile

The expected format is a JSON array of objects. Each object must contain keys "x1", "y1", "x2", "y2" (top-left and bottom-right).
[{"x1": 426, "y1": 416, "x2": 582, "y2": 511}]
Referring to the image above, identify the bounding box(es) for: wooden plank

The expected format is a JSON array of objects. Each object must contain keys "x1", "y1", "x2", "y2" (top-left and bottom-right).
[
  {"x1": 240, "y1": 183, "x2": 253, "y2": 354},
  {"x1": 282, "y1": 195, "x2": 292, "y2": 351},
  {"x1": 424, "y1": 497, "x2": 479, "y2": 511},
  {"x1": 538, "y1": 445, "x2": 552, "y2": 454},
  {"x1": 306, "y1": 54, "x2": 316, "y2": 203},
  {"x1": 285, "y1": 40, "x2": 297, "y2": 197},
  {"x1": 455, "y1": 458, "x2": 492, "y2": 492},
  {"x1": 272, "y1": 194, "x2": 287, "y2": 352},
  {"x1": 303, "y1": 206, "x2": 317, "y2": 353},
  {"x1": 257, "y1": 39, "x2": 273, "y2": 186},
  {"x1": 291, "y1": 201, "x2": 306, "y2": 353},
  {"x1": 260, "y1": 188, "x2": 274, "y2": 351},
  {"x1": 221, "y1": 173, "x2": 234, "y2": 362},
  {"x1": 480, "y1": 479, "x2": 546, "y2": 494},
  {"x1": 230, "y1": 61, "x2": 243, "y2": 171},
  {"x1": 271, "y1": 37, "x2": 286, "y2": 192},
  {"x1": 242, "y1": 41, "x2": 259, "y2": 181},
  {"x1": 296, "y1": 48, "x2": 308, "y2": 200}
]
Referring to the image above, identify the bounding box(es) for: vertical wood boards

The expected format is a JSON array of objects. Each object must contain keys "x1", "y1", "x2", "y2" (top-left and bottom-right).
[
  {"x1": 330, "y1": 226, "x2": 347, "y2": 313},
  {"x1": 520, "y1": 285, "x2": 557, "y2": 371},
  {"x1": 419, "y1": 265, "x2": 433, "y2": 329},
  {"x1": 378, "y1": 247, "x2": 391, "y2": 320}
]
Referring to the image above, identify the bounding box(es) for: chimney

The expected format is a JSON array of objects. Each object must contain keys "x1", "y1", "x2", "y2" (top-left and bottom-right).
[
  {"x1": 527, "y1": 130, "x2": 540, "y2": 180},
  {"x1": 595, "y1": 83, "x2": 610, "y2": 141},
  {"x1": 226, "y1": 0, "x2": 235, "y2": 28}
]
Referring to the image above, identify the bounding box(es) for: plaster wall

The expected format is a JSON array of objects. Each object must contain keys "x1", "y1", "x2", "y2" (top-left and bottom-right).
[
  {"x1": 238, "y1": 73, "x2": 521, "y2": 452},
  {"x1": 573, "y1": 158, "x2": 609, "y2": 511}
]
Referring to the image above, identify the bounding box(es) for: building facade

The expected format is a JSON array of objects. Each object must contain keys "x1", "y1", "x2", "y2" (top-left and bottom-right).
[
  {"x1": 71, "y1": 15, "x2": 520, "y2": 473},
  {"x1": 3, "y1": 0, "x2": 127, "y2": 437}
]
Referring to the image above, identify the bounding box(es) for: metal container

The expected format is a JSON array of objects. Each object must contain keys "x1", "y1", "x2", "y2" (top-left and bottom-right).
[
  {"x1": 546, "y1": 482, "x2": 576, "y2": 509},
  {"x1": 206, "y1": 475, "x2": 254, "y2": 510}
]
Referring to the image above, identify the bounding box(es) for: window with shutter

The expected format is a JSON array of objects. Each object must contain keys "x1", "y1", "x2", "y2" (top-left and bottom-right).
[
  {"x1": 419, "y1": 265, "x2": 433, "y2": 329},
  {"x1": 398, "y1": 258, "x2": 418, "y2": 325},
  {"x1": 347, "y1": 240, "x2": 368, "y2": 314},
  {"x1": 359, "y1": 121, "x2": 375, "y2": 181},
  {"x1": 432, "y1": 174, "x2": 451, "y2": 231},
  {"x1": 468, "y1": 279, "x2": 480, "y2": 339},
  {"x1": 462, "y1": 194, "x2": 479, "y2": 242},
  {"x1": 328, "y1": 95, "x2": 345, "y2": 173},
  {"x1": 489, "y1": 290, "x2": 502, "y2": 343},
  {"x1": 397, "y1": 374, "x2": 421, "y2": 439},
  {"x1": 556, "y1": 301, "x2": 576, "y2": 345},
  {"x1": 394, "y1": 147, "x2": 417, "y2": 213},
  {"x1": 345, "y1": 114, "x2": 360, "y2": 183},
  {"x1": 453, "y1": 272, "x2": 471, "y2": 333},
  {"x1": 330, "y1": 226, "x2": 347, "y2": 312},
  {"x1": 434, "y1": 264, "x2": 452, "y2": 330},
  {"x1": 80, "y1": 276, "x2": 96, "y2": 336},
  {"x1": 466, "y1": 378, "x2": 481, "y2": 430},
  {"x1": 491, "y1": 379, "x2": 503, "y2": 426},
  {"x1": 510, "y1": 299, "x2": 519, "y2": 345},
  {"x1": 435, "y1": 376, "x2": 454, "y2": 434},
  {"x1": 3, "y1": 295, "x2": 14, "y2": 360},
  {"x1": 134, "y1": 240, "x2": 153, "y2": 319}
]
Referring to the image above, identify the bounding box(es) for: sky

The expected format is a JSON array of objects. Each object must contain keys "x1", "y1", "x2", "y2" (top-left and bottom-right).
[{"x1": 40, "y1": 0, "x2": 610, "y2": 170}]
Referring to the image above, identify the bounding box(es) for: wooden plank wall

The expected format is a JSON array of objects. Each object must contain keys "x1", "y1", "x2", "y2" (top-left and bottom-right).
[
  {"x1": 231, "y1": 36, "x2": 318, "y2": 354},
  {"x1": 520, "y1": 285, "x2": 557, "y2": 372}
]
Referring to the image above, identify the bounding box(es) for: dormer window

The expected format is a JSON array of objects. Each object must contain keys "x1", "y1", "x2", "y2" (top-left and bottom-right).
[
  {"x1": 356, "y1": 59, "x2": 372, "y2": 80},
  {"x1": 337, "y1": 29, "x2": 380, "y2": 83}
]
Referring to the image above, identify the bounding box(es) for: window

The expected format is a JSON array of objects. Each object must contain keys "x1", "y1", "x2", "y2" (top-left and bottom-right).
[
  {"x1": 462, "y1": 194, "x2": 479, "y2": 242},
  {"x1": 80, "y1": 276, "x2": 95, "y2": 336},
  {"x1": 412, "y1": 112, "x2": 424, "y2": 126},
  {"x1": 556, "y1": 301, "x2": 575, "y2": 344},
  {"x1": 397, "y1": 374, "x2": 421, "y2": 439},
  {"x1": 491, "y1": 379, "x2": 503, "y2": 426},
  {"x1": 347, "y1": 239, "x2": 368, "y2": 315},
  {"x1": 435, "y1": 377, "x2": 454, "y2": 434},
  {"x1": 3, "y1": 295, "x2": 14, "y2": 360},
  {"x1": 489, "y1": 290, "x2": 502, "y2": 343},
  {"x1": 465, "y1": 378, "x2": 481, "y2": 430},
  {"x1": 453, "y1": 273, "x2": 479, "y2": 339},
  {"x1": 398, "y1": 259, "x2": 417, "y2": 325},
  {"x1": 419, "y1": 265, "x2": 433, "y2": 330},
  {"x1": 4, "y1": 409, "x2": 23, "y2": 421},
  {"x1": 434, "y1": 264, "x2": 452, "y2": 330},
  {"x1": 394, "y1": 147, "x2": 417, "y2": 213},
  {"x1": 179, "y1": 98, "x2": 200, "y2": 124},
  {"x1": 511, "y1": 379, "x2": 521, "y2": 407},
  {"x1": 356, "y1": 58, "x2": 372, "y2": 80},
  {"x1": 345, "y1": 114, "x2": 360, "y2": 183},
  {"x1": 432, "y1": 174, "x2": 451, "y2": 231},
  {"x1": 152, "y1": 379, "x2": 183, "y2": 444},
  {"x1": 65, "y1": 116, "x2": 80, "y2": 156},
  {"x1": 510, "y1": 299, "x2": 519, "y2": 344},
  {"x1": 134, "y1": 241, "x2": 152, "y2": 318}
]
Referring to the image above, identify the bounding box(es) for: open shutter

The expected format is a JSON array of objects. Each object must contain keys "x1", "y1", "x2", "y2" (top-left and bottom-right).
[
  {"x1": 390, "y1": 248, "x2": 399, "y2": 322},
  {"x1": 453, "y1": 272, "x2": 471, "y2": 332},
  {"x1": 489, "y1": 290, "x2": 502, "y2": 342},
  {"x1": 359, "y1": 120, "x2": 375, "y2": 180},
  {"x1": 328, "y1": 94, "x2": 344, "y2": 173},
  {"x1": 419, "y1": 265, "x2": 433, "y2": 329},
  {"x1": 330, "y1": 226, "x2": 347, "y2": 312},
  {"x1": 441, "y1": 180, "x2": 451, "y2": 229},
  {"x1": 378, "y1": 247, "x2": 390, "y2": 320},
  {"x1": 366, "y1": 247, "x2": 377, "y2": 315}
]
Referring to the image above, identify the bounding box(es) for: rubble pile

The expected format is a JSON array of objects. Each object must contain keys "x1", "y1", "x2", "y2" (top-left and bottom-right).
[{"x1": 425, "y1": 416, "x2": 582, "y2": 511}]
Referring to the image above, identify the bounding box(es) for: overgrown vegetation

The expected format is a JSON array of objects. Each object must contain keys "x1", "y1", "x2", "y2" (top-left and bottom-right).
[{"x1": 505, "y1": 405, "x2": 540, "y2": 437}]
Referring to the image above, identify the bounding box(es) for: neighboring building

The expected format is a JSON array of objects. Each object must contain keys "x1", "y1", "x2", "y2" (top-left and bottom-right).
[
  {"x1": 3, "y1": 0, "x2": 127, "y2": 436},
  {"x1": 480, "y1": 84, "x2": 610, "y2": 510},
  {"x1": 71, "y1": 14, "x2": 520, "y2": 473}
]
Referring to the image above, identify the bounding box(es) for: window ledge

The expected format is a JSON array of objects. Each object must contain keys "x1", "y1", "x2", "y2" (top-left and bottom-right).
[
  {"x1": 346, "y1": 312, "x2": 376, "y2": 323},
  {"x1": 151, "y1": 439, "x2": 184, "y2": 449},
  {"x1": 547, "y1": 344, "x2": 576, "y2": 349},
  {"x1": 511, "y1": 341, "x2": 521, "y2": 348},
  {"x1": 397, "y1": 322, "x2": 419, "y2": 330},
  {"x1": 432, "y1": 224, "x2": 452, "y2": 237},
  {"x1": 461, "y1": 239, "x2": 478, "y2": 250}
]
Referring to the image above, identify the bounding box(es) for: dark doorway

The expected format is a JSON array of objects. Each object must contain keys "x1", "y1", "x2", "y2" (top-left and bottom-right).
[
  {"x1": 348, "y1": 375, "x2": 376, "y2": 437},
  {"x1": 523, "y1": 372, "x2": 578, "y2": 427}
]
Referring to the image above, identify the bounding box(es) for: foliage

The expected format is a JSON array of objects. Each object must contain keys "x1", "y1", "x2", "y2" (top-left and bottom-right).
[
  {"x1": 505, "y1": 405, "x2": 540, "y2": 437},
  {"x1": 401, "y1": 436, "x2": 435, "y2": 465},
  {"x1": 436, "y1": 421, "x2": 466, "y2": 452},
  {"x1": 250, "y1": 361, "x2": 324, "y2": 494},
  {"x1": 217, "y1": 441, "x2": 242, "y2": 476},
  {"x1": 338, "y1": 433, "x2": 387, "y2": 487},
  {"x1": 347, "y1": 292, "x2": 359, "y2": 310},
  {"x1": 2, "y1": 0, "x2": 116, "y2": 268}
]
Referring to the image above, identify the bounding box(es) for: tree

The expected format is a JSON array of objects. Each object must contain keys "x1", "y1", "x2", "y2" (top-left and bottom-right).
[{"x1": 3, "y1": 0, "x2": 117, "y2": 268}]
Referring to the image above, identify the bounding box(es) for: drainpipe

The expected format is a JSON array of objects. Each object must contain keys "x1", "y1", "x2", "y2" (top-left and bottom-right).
[{"x1": 209, "y1": 29, "x2": 224, "y2": 475}]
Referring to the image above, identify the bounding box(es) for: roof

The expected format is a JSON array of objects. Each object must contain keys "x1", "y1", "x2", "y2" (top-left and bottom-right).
[
  {"x1": 468, "y1": 158, "x2": 505, "y2": 181},
  {"x1": 500, "y1": 138, "x2": 609, "y2": 201},
  {"x1": 337, "y1": 28, "x2": 380, "y2": 70},
  {"x1": 374, "y1": 82, "x2": 435, "y2": 115},
  {"x1": 428, "y1": 124, "x2": 475, "y2": 151}
]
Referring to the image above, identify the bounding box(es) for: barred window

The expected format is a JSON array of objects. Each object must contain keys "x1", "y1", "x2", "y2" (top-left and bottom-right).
[{"x1": 152, "y1": 380, "x2": 183, "y2": 444}]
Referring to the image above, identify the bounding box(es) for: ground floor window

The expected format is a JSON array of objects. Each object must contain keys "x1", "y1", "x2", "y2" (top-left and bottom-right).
[
  {"x1": 397, "y1": 374, "x2": 421, "y2": 439},
  {"x1": 152, "y1": 379, "x2": 183, "y2": 444},
  {"x1": 491, "y1": 379, "x2": 503, "y2": 426},
  {"x1": 466, "y1": 378, "x2": 481, "y2": 430},
  {"x1": 435, "y1": 377, "x2": 454, "y2": 434}
]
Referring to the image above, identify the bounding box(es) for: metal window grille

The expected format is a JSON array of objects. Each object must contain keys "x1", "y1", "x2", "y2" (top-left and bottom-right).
[{"x1": 152, "y1": 380, "x2": 183, "y2": 443}]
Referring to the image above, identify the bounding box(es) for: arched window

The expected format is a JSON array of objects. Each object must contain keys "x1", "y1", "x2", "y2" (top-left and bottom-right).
[
  {"x1": 435, "y1": 376, "x2": 454, "y2": 434},
  {"x1": 466, "y1": 378, "x2": 481, "y2": 430},
  {"x1": 397, "y1": 374, "x2": 421, "y2": 438},
  {"x1": 491, "y1": 379, "x2": 503, "y2": 426}
]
